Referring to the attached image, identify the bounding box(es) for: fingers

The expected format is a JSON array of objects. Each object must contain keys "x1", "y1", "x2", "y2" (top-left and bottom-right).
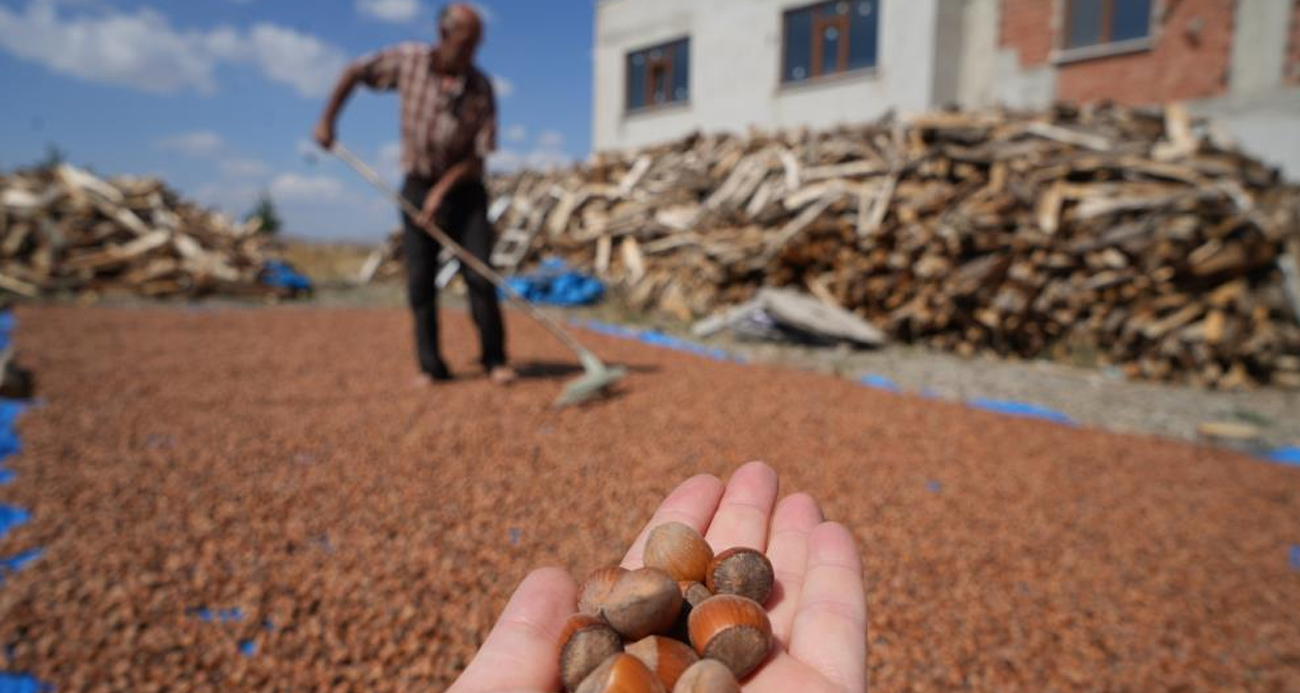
[
  {"x1": 787, "y1": 523, "x2": 867, "y2": 693},
  {"x1": 447, "y1": 567, "x2": 578, "y2": 693},
  {"x1": 703, "y1": 461, "x2": 779, "y2": 553},
  {"x1": 621, "y1": 474, "x2": 725, "y2": 569},
  {"x1": 764, "y1": 493, "x2": 823, "y2": 643}
]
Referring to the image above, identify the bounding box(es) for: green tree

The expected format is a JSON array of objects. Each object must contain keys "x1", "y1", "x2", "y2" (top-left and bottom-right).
[{"x1": 245, "y1": 192, "x2": 282, "y2": 235}]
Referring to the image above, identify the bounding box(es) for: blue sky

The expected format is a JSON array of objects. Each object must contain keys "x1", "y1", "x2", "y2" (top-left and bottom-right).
[{"x1": 0, "y1": 0, "x2": 594, "y2": 241}]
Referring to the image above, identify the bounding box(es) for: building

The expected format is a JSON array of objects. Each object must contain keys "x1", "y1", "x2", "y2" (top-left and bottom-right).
[{"x1": 592, "y1": 0, "x2": 1300, "y2": 177}]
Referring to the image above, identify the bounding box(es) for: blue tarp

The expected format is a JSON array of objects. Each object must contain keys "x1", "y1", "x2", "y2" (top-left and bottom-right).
[
  {"x1": 0, "y1": 549, "x2": 42, "y2": 582},
  {"x1": 260, "y1": 260, "x2": 313, "y2": 293},
  {"x1": 575, "y1": 320, "x2": 738, "y2": 362},
  {"x1": 859, "y1": 374, "x2": 901, "y2": 393},
  {"x1": 505, "y1": 259, "x2": 604, "y2": 306},
  {"x1": 0, "y1": 311, "x2": 12, "y2": 353},
  {"x1": 0, "y1": 673, "x2": 49, "y2": 693},
  {"x1": 1266, "y1": 447, "x2": 1300, "y2": 467},
  {"x1": 193, "y1": 607, "x2": 244, "y2": 623},
  {"x1": 0, "y1": 506, "x2": 30, "y2": 541},
  {"x1": 1291, "y1": 545, "x2": 1300, "y2": 571},
  {"x1": 968, "y1": 398, "x2": 1076, "y2": 426}
]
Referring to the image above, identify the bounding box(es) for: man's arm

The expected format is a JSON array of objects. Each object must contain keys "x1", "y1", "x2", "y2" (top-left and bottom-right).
[
  {"x1": 313, "y1": 63, "x2": 364, "y2": 150},
  {"x1": 417, "y1": 156, "x2": 484, "y2": 226}
]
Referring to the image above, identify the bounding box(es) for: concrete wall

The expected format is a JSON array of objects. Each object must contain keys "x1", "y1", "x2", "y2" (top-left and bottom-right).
[
  {"x1": 1191, "y1": 87, "x2": 1300, "y2": 182},
  {"x1": 593, "y1": 0, "x2": 944, "y2": 152},
  {"x1": 1230, "y1": 0, "x2": 1292, "y2": 95}
]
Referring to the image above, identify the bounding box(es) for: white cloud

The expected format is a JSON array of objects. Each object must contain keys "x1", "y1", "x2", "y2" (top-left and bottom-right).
[
  {"x1": 0, "y1": 1, "x2": 347, "y2": 98},
  {"x1": 491, "y1": 75, "x2": 513, "y2": 98},
  {"x1": 537, "y1": 130, "x2": 565, "y2": 148},
  {"x1": 156, "y1": 131, "x2": 224, "y2": 157},
  {"x1": 195, "y1": 180, "x2": 260, "y2": 214},
  {"x1": 378, "y1": 141, "x2": 403, "y2": 182},
  {"x1": 504, "y1": 125, "x2": 526, "y2": 143},
  {"x1": 356, "y1": 0, "x2": 422, "y2": 23},
  {"x1": 0, "y1": 1, "x2": 220, "y2": 93},
  {"x1": 488, "y1": 149, "x2": 523, "y2": 174},
  {"x1": 270, "y1": 173, "x2": 350, "y2": 202},
  {"x1": 242, "y1": 24, "x2": 347, "y2": 98},
  {"x1": 219, "y1": 158, "x2": 272, "y2": 178}
]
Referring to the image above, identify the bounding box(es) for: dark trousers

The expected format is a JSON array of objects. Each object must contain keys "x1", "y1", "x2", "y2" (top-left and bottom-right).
[{"x1": 401, "y1": 175, "x2": 506, "y2": 376}]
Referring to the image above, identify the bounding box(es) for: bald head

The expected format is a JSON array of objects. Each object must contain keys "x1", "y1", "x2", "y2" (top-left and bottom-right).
[
  {"x1": 439, "y1": 3, "x2": 483, "y2": 38},
  {"x1": 435, "y1": 3, "x2": 484, "y2": 75}
]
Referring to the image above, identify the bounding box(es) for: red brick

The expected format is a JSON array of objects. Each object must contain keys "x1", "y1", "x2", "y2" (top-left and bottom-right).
[
  {"x1": 1057, "y1": 0, "x2": 1234, "y2": 104},
  {"x1": 999, "y1": 0, "x2": 1056, "y2": 67}
]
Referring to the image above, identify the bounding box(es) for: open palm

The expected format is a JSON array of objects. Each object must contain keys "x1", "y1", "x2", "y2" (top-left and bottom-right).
[{"x1": 446, "y1": 462, "x2": 867, "y2": 693}]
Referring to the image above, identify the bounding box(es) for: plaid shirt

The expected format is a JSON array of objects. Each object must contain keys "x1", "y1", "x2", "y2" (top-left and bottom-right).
[{"x1": 355, "y1": 43, "x2": 497, "y2": 179}]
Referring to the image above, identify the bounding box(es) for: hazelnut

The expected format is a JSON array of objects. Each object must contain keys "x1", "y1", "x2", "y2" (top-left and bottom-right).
[
  {"x1": 672, "y1": 659, "x2": 740, "y2": 693},
  {"x1": 579, "y1": 566, "x2": 629, "y2": 616},
  {"x1": 644, "y1": 522, "x2": 714, "y2": 583},
  {"x1": 602, "y1": 567, "x2": 683, "y2": 641},
  {"x1": 559, "y1": 613, "x2": 624, "y2": 692},
  {"x1": 625, "y1": 635, "x2": 699, "y2": 690},
  {"x1": 687, "y1": 595, "x2": 772, "y2": 679},
  {"x1": 678, "y1": 581, "x2": 713, "y2": 609},
  {"x1": 706, "y1": 548, "x2": 774, "y2": 605},
  {"x1": 576, "y1": 653, "x2": 667, "y2": 693}
]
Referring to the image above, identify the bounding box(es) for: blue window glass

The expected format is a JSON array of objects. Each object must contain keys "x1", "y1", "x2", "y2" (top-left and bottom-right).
[
  {"x1": 783, "y1": 7, "x2": 814, "y2": 82},
  {"x1": 848, "y1": 0, "x2": 879, "y2": 70},
  {"x1": 626, "y1": 38, "x2": 689, "y2": 112},
  {"x1": 1112, "y1": 0, "x2": 1152, "y2": 42},
  {"x1": 1066, "y1": 0, "x2": 1105, "y2": 48},
  {"x1": 1066, "y1": 0, "x2": 1152, "y2": 49},
  {"x1": 784, "y1": 1, "x2": 879, "y2": 83},
  {"x1": 626, "y1": 52, "x2": 647, "y2": 111},
  {"x1": 672, "y1": 40, "x2": 690, "y2": 103}
]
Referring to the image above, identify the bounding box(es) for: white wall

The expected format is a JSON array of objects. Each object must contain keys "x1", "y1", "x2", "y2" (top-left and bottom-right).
[
  {"x1": 593, "y1": 0, "x2": 943, "y2": 152},
  {"x1": 1230, "y1": 0, "x2": 1291, "y2": 96}
]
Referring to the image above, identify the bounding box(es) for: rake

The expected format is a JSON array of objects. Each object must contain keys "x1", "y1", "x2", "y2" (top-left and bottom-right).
[{"x1": 331, "y1": 142, "x2": 626, "y2": 407}]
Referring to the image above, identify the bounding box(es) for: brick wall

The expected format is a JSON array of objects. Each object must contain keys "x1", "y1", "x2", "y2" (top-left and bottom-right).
[
  {"x1": 1289, "y1": 0, "x2": 1300, "y2": 84},
  {"x1": 999, "y1": 0, "x2": 1055, "y2": 67},
  {"x1": 998, "y1": 0, "x2": 1236, "y2": 105}
]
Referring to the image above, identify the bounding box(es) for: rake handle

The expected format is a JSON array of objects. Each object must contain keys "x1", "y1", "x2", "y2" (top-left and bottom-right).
[{"x1": 331, "y1": 143, "x2": 594, "y2": 359}]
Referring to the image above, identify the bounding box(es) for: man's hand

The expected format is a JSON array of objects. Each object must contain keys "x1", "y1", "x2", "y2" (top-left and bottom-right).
[
  {"x1": 445, "y1": 462, "x2": 868, "y2": 693},
  {"x1": 313, "y1": 119, "x2": 336, "y2": 151},
  {"x1": 418, "y1": 187, "x2": 448, "y2": 228}
]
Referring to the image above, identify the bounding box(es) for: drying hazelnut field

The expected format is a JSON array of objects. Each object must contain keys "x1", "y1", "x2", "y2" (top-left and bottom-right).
[{"x1": 3, "y1": 303, "x2": 1300, "y2": 692}]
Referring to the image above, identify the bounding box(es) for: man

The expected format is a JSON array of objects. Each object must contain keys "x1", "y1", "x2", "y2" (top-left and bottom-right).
[{"x1": 314, "y1": 3, "x2": 515, "y2": 385}]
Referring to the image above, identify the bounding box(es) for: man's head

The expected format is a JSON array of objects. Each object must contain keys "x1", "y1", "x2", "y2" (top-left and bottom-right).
[{"x1": 436, "y1": 3, "x2": 483, "y2": 74}]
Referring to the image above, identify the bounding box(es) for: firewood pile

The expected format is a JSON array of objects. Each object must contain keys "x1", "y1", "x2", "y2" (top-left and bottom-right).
[
  {"x1": 0, "y1": 164, "x2": 297, "y2": 299},
  {"x1": 366, "y1": 105, "x2": 1300, "y2": 388}
]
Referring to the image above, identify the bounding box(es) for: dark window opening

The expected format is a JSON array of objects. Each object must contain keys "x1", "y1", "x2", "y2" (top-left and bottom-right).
[
  {"x1": 783, "y1": 0, "x2": 879, "y2": 84},
  {"x1": 1065, "y1": 0, "x2": 1152, "y2": 50},
  {"x1": 627, "y1": 38, "x2": 690, "y2": 112}
]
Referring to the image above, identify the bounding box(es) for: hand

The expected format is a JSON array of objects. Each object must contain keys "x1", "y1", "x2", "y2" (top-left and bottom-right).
[
  {"x1": 313, "y1": 119, "x2": 336, "y2": 150},
  {"x1": 418, "y1": 188, "x2": 448, "y2": 228},
  {"x1": 446, "y1": 462, "x2": 868, "y2": 693}
]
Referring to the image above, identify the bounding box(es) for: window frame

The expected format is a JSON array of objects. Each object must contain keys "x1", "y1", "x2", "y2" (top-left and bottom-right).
[
  {"x1": 624, "y1": 37, "x2": 691, "y2": 115},
  {"x1": 780, "y1": 0, "x2": 880, "y2": 86},
  {"x1": 1055, "y1": 0, "x2": 1156, "y2": 64}
]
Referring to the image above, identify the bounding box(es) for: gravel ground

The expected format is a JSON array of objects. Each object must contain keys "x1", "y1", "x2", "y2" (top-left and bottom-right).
[{"x1": 2, "y1": 305, "x2": 1299, "y2": 692}]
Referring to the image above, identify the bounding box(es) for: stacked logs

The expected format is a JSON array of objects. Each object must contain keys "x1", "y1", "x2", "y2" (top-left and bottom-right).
[
  {"x1": 480, "y1": 104, "x2": 1300, "y2": 389},
  {"x1": 0, "y1": 164, "x2": 295, "y2": 299}
]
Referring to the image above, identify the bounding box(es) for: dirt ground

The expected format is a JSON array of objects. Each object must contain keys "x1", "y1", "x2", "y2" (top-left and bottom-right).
[{"x1": 2, "y1": 305, "x2": 1299, "y2": 691}]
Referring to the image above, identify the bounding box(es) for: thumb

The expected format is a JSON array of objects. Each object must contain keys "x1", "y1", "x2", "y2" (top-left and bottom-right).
[{"x1": 447, "y1": 567, "x2": 579, "y2": 693}]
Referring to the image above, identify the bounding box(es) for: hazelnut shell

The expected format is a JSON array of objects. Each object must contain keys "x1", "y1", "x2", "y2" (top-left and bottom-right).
[{"x1": 686, "y1": 594, "x2": 772, "y2": 679}]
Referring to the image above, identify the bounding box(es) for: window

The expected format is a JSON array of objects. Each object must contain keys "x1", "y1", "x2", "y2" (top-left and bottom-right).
[
  {"x1": 1064, "y1": 0, "x2": 1152, "y2": 50},
  {"x1": 626, "y1": 38, "x2": 690, "y2": 112},
  {"x1": 783, "y1": 1, "x2": 879, "y2": 84}
]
